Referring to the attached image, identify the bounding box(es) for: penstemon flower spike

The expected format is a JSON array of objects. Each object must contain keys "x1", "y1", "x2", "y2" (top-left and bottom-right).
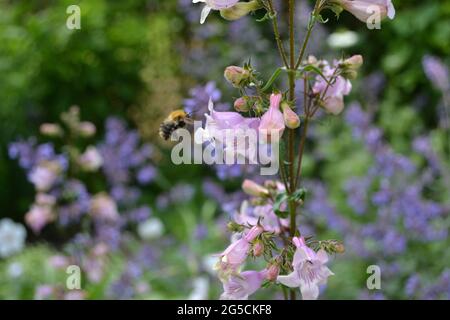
[{"x1": 191, "y1": 0, "x2": 396, "y2": 300}]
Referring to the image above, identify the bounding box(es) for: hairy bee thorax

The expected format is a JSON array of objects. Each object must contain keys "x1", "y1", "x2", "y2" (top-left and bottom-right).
[{"x1": 159, "y1": 110, "x2": 190, "y2": 140}]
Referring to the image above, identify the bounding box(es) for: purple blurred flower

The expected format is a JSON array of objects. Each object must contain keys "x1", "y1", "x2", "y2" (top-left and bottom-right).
[{"x1": 423, "y1": 55, "x2": 449, "y2": 92}]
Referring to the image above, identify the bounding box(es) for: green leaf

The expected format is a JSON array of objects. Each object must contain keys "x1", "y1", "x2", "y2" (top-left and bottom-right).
[
  {"x1": 256, "y1": 11, "x2": 274, "y2": 22},
  {"x1": 314, "y1": 14, "x2": 329, "y2": 24},
  {"x1": 297, "y1": 65, "x2": 332, "y2": 85},
  {"x1": 290, "y1": 188, "x2": 307, "y2": 203},
  {"x1": 327, "y1": 4, "x2": 343, "y2": 19},
  {"x1": 273, "y1": 192, "x2": 289, "y2": 218},
  {"x1": 261, "y1": 67, "x2": 285, "y2": 92}
]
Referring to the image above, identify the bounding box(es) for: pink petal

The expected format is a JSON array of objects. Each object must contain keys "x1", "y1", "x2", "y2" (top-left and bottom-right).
[
  {"x1": 277, "y1": 271, "x2": 301, "y2": 288},
  {"x1": 300, "y1": 283, "x2": 319, "y2": 300}
]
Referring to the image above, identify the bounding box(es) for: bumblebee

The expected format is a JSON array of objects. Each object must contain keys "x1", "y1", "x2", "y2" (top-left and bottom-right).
[{"x1": 159, "y1": 110, "x2": 192, "y2": 140}]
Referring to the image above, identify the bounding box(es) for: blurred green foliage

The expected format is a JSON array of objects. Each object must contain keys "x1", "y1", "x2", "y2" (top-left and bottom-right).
[{"x1": 0, "y1": 0, "x2": 155, "y2": 218}]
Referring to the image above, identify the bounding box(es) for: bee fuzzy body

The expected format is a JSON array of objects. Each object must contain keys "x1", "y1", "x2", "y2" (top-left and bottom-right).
[{"x1": 159, "y1": 110, "x2": 190, "y2": 140}]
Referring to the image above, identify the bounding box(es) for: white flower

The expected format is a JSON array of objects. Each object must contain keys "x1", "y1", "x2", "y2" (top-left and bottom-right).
[
  {"x1": 8, "y1": 262, "x2": 23, "y2": 278},
  {"x1": 138, "y1": 218, "x2": 164, "y2": 240},
  {"x1": 193, "y1": 0, "x2": 240, "y2": 24},
  {"x1": 78, "y1": 146, "x2": 103, "y2": 172},
  {"x1": 0, "y1": 218, "x2": 26, "y2": 258},
  {"x1": 277, "y1": 237, "x2": 334, "y2": 300},
  {"x1": 188, "y1": 277, "x2": 210, "y2": 300},
  {"x1": 28, "y1": 161, "x2": 61, "y2": 192},
  {"x1": 327, "y1": 30, "x2": 359, "y2": 49}
]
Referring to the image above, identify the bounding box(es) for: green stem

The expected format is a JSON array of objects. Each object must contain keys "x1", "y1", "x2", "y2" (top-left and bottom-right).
[
  {"x1": 295, "y1": 26, "x2": 313, "y2": 70},
  {"x1": 294, "y1": 117, "x2": 309, "y2": 190},
  {"x1": 288, "y1": 0, "x2": 297, "y2": 301},
  {"x1": 268, "y1": 0, "x2": 289, "y2": 68},
  {"x1": 295, "y1": 0, "x2": 320, "y2": 69}
]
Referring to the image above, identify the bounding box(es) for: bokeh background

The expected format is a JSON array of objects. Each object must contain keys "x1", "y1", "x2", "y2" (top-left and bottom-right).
[{"x1": 0, "y1": 0, "x2": 449, "y2": 299}]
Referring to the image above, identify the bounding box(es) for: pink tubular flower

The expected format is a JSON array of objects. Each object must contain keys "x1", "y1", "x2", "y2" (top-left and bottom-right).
[
  {"x1": 217, "y1": 225, "x2": 264, "y2": 277},
  {"x1": 195, "y1": 99, "x2": 260, "y2": 162},
  {"x1": 242, "y1": 179, "x2": 269, "y2": 197},
  {"x1": 234, "y1": 186, "x2": 289, "y2": 234},
  {"x1": 193, "y1": 0, "x2": 240, "y2": 24},
  {"x1": 90, "y1": 193, "x2": 119, "y2": 222},
  {"x1": 220, "y1": 270, "x2": 267, "y2": 300},
  {"x1": 277, "y1": 237, "x2": 334, "y2": 300},
  {"x1": 337, "y1": 0, "x2": 395, "y2": 23},
  {"x1": 313, "y1": 64, "x2": 352, "y2": 115},
  {"x1": 25, "y1": 204, "x2": 54, "y2": 234},
  {"x1": 258, "y1": 93, "x2": 285, "y2": 142}
]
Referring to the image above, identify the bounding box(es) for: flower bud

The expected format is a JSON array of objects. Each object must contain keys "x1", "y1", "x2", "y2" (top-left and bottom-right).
[
  {"x1": 220, "y1": 0, "x2": 262, "y2": 21},
  {"x1": 258, "y1": 93, "x2": 285, "y2": 142},
  {"x1": 242, "y1": 179, "x2": 269, "y2": 198},
  {"x1": 234, "y1": 97, "x2": 250, "y2": 112},
  {"x1": 266, "y1": 264, "x2": 280, "y2": 282},
  {"x1": 227, "y1": 221, "x2": 245, "y2": 233},
  {"x1": 307, "y1": 55, "x2": 318, "y2": 65},
  {"x1": 40, "y1": 123, "x2": 63, "y2": 137},
  {"x1": 331, "y1": 241, "x2": 346, "y2": 254},
  {"x1": 281, "y1": 102, "x2": 300, "y2": 129},
  {"x1": 343, "y1": 55, "x2": 363, "y2": 69},
  {"x1": 78, "y1": 146, "x2": 103, "y2": 172},
  {"x1": 244, "y1": 225, "x2": 264, "y2": 242},
  {"x1": 263, "y1": 180, "x2": 278, "y2": 191},
  {"x1": 340, "y1": 55, "x2": 363, "y2": 79},
  {"x1": 224, "y1": 66, "x2": 250, "y2": 88},
  {"x1": 252, "y1": 241, "x2": 264, "y2": 257},
  {"x1": 78, "y1": 121, "x2": 96, "y2": 137}
]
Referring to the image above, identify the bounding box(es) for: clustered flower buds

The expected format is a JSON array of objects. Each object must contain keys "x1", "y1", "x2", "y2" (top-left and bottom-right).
[
  {"x1": 309, "y1": 55, "x2": 363, "y2": 115},
  {"x1": 224, "y1": 65, "x2": 251, "y2": 88}
]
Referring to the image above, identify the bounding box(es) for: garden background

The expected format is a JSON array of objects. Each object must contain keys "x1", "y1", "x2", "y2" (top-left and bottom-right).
[{"x1": 0, "y1": 0, "x2": 449, "y2": 299}]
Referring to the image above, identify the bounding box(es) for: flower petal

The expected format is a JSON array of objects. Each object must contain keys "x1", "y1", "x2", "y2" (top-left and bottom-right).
[
  {"x1": 316, "y1": 249, "x2": 329, "y2": 264},
  {"x1": 200, "y1": 5, "x2": 212, "y2": 24},
  {"x1": 300, "y1": 283, "x2": 319, "y2": 300},
  {"x1": 277, "y1": 271, "x2": 301, "y2": 288}
]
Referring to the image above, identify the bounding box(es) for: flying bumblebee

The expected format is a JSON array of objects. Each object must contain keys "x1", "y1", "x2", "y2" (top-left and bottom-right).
[{"x1": 159, "y1": 109, "x2": 192, "y2": 140}]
